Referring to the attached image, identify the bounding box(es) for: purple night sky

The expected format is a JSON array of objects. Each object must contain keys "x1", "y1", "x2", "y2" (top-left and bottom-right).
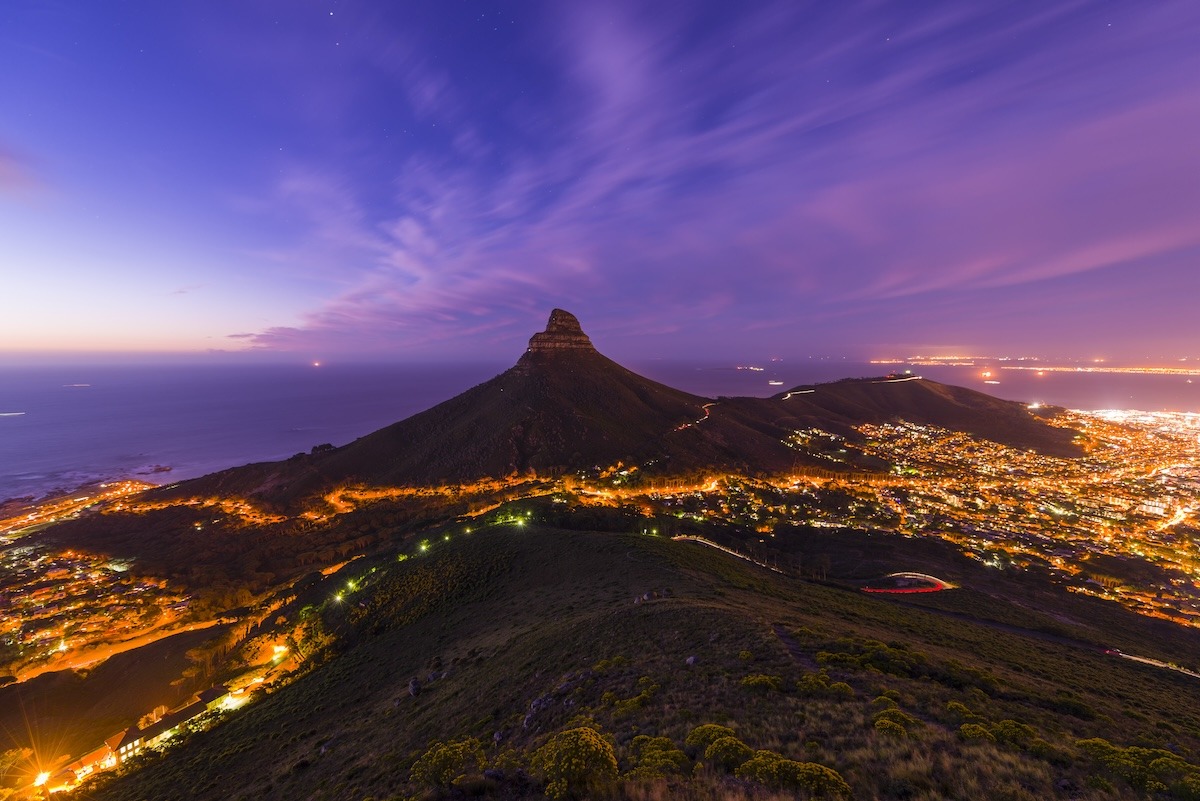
[{"x1": 1, "y1": 1, "x2": 1197, "y2": 364}]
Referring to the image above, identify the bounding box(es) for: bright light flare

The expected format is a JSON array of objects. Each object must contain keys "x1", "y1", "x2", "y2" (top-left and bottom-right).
[{"x1": 35, "y1": 772, "x2": 50, "y2": 787}]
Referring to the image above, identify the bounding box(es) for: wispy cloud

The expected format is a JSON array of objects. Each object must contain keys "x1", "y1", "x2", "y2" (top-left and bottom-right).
[{"x1": 229, "y1": 0, "x2": 1200, "y2": 357}]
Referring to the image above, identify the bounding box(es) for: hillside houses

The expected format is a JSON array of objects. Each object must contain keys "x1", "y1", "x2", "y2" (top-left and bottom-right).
[{"x1": 46, "y1": 685, "x2": 228, "y2": 793}]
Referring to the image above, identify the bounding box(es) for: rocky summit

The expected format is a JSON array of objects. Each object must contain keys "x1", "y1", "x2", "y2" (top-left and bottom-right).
[{"x1": 523, "y1": 308, "x2": 594, "y2": 353}]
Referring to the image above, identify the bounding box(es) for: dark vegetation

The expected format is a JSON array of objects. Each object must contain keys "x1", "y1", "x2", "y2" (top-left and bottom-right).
[{"x1": 81, "y1": 523, "x2": 1200, "y2": 800}]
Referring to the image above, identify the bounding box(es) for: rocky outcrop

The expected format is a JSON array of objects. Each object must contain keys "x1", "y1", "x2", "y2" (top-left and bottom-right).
[{"x1": 524, "y1": 309, "x2": 594, "y2": 353}]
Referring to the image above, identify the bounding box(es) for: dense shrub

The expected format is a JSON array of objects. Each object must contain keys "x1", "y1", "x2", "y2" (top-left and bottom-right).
[
  {"x1": 625, "y1": 735, "x2": 689, "y2": 779},
  {"x1": 741, "y1": 673, "x2": 784, "y2": 693},
  {"x1": 945, "y1": 700, "x2": 980, "y2": 723},
  {"x1": 613, "y1": 676, "x2": 660, "y2": 715},
  {"x1": 874, "y1": 719, "x2": 907, "y2": 738},
  {"x1": 409, "y1": 737, "x2": 485, "y2": 789},
  {"x1": 353, "y1": 543, "x2": 514, "y2": 634},
  {"x1": 817, "y1": 639, "x2": 996, "y2": 691},
  {"x1": 1077, "y1": 737, "x2": 1200, "y2": 798},
  {"x1": 872, "y1": 708, "x2": 920, "y2": 729},
  {"x1": 684, "y1": 724, "x2": 738, "y2": 755},
  {"x1": 958, "y1": 723, "x2": 996, "y2": 743},
  {"x1": 704, "y1": 736, "x2": 753, "y2": 772},
  {"x1": 796, "y1": 670, "x2": 854, "y2": 699},
  {"x1": 989, "y1": 719, "x2": 1037, "y2": 749},
  {"x1": 532, "y1": 727, "x2": 618, "y2": 800},
  {"x1": 871, "y1": 695, "x2": 898, "y2": 710},
  {"x1": 592, "y1": 655, "x2": 628, "y2": 673},
  {"x1": 735, "y1": 750, "x2": 851, "y2": 798}
]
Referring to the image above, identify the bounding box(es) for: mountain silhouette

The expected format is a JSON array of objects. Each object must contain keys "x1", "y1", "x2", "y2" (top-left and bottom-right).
[{"x1": 174, "y1": 310, "x2": 1079, "y2": 503}]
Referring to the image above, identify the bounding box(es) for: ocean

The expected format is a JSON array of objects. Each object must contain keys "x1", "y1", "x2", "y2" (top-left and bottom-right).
[{"x1": 2, "y1": 359, "x2": 1197, "y2": 501}]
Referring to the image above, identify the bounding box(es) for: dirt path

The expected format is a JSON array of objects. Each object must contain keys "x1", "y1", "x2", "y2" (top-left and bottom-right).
[{"x1": 771, "y1": 623, "x2": 818, "y2": 670}]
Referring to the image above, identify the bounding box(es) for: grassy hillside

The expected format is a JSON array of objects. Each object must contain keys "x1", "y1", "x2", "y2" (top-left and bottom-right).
[{"x1": 82, "y1": 524, "x2": 1200, "y2": 800}]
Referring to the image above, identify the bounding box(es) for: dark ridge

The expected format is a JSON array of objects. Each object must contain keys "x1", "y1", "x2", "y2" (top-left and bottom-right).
[{"x1": 767, "y1": 376, "x2": 1081, "y2": 458}]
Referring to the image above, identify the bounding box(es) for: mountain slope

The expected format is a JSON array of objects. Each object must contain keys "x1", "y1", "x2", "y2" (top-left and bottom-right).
[
  {"x1": 84, "y1": 523, "x2": 1200, "y2": 801},
  {"x1": 168, "y1": 310, "x2": 1079, "y2": 505}
]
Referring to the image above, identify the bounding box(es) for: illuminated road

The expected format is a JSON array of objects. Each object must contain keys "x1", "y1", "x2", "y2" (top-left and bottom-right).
[
  {"x1": 779, "y1": 375, "x2": 923, "y2": 400},
  {"x1": 14, "y1": 619, "x2": 224, "y2": 684},
  {"x1": 672, "y1": 534, "x2": 785, "y2": 574},
  {"x1": 1112, "y1": 651, "x2": 1200, "y2": 681},
  {"x1": 861, "y1": 572, "x2": 953, "y2": 593},
  {"x1": 673, "y1": 402, "x2": 718, "y2": 432}
]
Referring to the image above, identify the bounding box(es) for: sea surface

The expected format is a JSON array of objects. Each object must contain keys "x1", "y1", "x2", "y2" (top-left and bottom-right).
[{"x1": 2, "y1": 360, "x2": 1197, "y2": 501}]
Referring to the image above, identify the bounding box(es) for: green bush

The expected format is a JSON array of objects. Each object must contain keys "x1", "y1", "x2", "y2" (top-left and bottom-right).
[
  {"x1": 592, "y1": 655, "x2": 628, "y2": 672},
  {"x1": 872, "y1": 708, "x2": 919, "y2": 729},
  {"x1": 409, "y1": 737, "x2": 485, "y2": 789},
  {"x1": 1076, "y1": 737, "x2": 1200, "y2": 797},
  {"x1": 532, "y1": 727, "x2": 619, "y2": 800},
  {"x1": 816, "y1": 639, "x2": 996, "y2": 691},
  {"x1": 735, "y1": 750, "x2": 851, "y2": 798},
  {"x1": 625, "y1": 735, "x2": 689, "y2": 779},
  {"x1": 796, "y1": 670, "x2": 853, "y2": 699},
  {"x1": 874, "y1": 719, "x2": 907, "y2": 738},
  {"x1": 958, "y1": 723, "x2": 995, "y2": 743},
  {"x1": 945, "y1": 700, "x2": 980, "y2": 723},
  {"x1": 989, "y1": 719, "x2": 1036, "y2": 749},
  {"x1": 684, "y1": 724, "x2": 737, "y2": 755},
  {"x1": 741, "y1": 673, "x2": 784, "y2": 693},
  {"x1": 704, "y1": 736, "x2": 753, "y2": 772},
  {"x1": 797, "y1": 670, "x2": 831, "y2": 696},
  {"x1": 871, "y1": 695, "x2": 898, "y2": 710},
  {"x1": 614, "y1": 676, "x2": 660, "y2": 715}
]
